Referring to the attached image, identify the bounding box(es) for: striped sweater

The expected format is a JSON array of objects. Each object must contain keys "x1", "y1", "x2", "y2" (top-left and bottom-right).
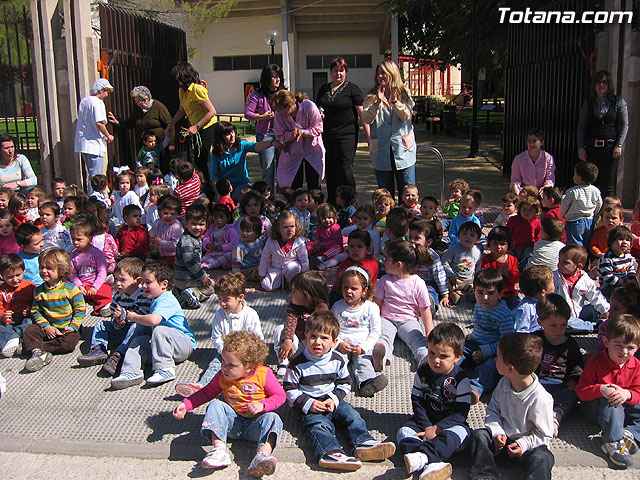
[
  {"x1": 175, "y1": 231, "x2": 206, "y2": 282},
  {"x1": 468, "y1": 300, "x2": 515, "y2": 359},
  {"x1": 31, "y1": 280, "x2": 85, "y2": 331},
  {"x1": 283, "y1": 348, "x2": 351, "y2": 414},
  {"x1": 598, "y1": 250, "x2": 636, "y2": 288}
]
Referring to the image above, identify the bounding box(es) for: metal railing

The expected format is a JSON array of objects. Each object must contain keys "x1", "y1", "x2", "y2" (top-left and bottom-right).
[{"x1": 417, "y1": 145, "x2": 445, "y2": 206}]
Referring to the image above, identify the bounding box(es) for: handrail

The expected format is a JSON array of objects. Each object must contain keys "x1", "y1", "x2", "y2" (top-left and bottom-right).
[{"x1": 416, "y1": 145, "x2": 445, "y2": 206}]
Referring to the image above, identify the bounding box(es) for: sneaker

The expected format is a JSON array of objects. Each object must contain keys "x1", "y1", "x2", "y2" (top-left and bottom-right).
[
  {"x1": 1, "y1": 337, "x2": 20, "y2": 358},
  {"x1": 180, "y1": 288, "x2": 202, "y2": 309},
  {"x1": 404, "y1": 452, "x2": 428, "y2": 474},
  {"x1": 247, "y1": 451, "x2": 277, "y2": 477},
  {"x1": 175, "y1": 382, "x2": 202, "y2": 397},
  {"x1": 622, "y1": 429, "x2": 639, "y2": 455},
  {"x1": 310, "y1": 256, "x2": 325, "y2": 271},
  {"x1": 276, "y1": 359, "x2": 289, "y2": 381},
  {"x1": 77, "y1": 345, "x2": 108, "y2": 367},
  {"x1": 372, "y1": 342, "x2": 386, "y2": 372},
  {"x1": 449, "y1": 291, "x2": 461, "y2": 305},
  {"x1": 98, "y1": 304, "x2": 112, "y2": 317},
  {"x1": 359, "y1": 374, "x2": 388, "y2": 398},
  {"x1": 101, "y1": 351, "x2": 122, "y2": 376},
  {"x1": 601, "y1": 439, "x2": 635, "y2": 468},
  {"x1": 111, "y1": 372, "x2": 144, "y2": 390},
  {"x1": 354, "y1": 441, "x2": 395, "y2": 461},
  {"x1": 419, "y1": 461, "x2": 452, "y2": 480},
  {"x1": 146, "y1": 367, "x2": 176, "y2": 385},
  {"x1": 201, "y1": 445, "x2": 231, "y2": 469},
  {"x1": 25, "y1": 349, "x2": 53, "y2": 372},
  {"x1": 318, "y1": 450, "x2": 362, "y2": 471}
]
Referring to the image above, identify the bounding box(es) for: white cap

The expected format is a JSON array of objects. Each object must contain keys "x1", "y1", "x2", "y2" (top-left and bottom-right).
[{"x1": 90, "y1": 78, "x2": 114, "y2": 94}]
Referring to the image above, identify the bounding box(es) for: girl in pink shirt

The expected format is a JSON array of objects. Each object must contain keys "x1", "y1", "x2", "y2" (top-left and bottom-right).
[{"x1": 0, "y1": 210, "x2": 19, "y2": 257}]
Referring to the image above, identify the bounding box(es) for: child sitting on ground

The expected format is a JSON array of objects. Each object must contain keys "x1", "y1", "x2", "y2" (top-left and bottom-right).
[
  {"x1": 51, "y1": 178, "x2": 65, "y2": 207},
  {"x1": 373, "y1": 188, "x2": 395, "y2": 235},
  {"x1": 576, "y1": 314, "x2": 640, "y2": 469},
  {"x1": 0, "y1": 254, "x2": 35, "y2": 358},
  {"x1": 596, "y1": 284, "x2": 640, "y2": 352},
  {"x1": 289, "y1": 188, "x2": 311, "y2": 237},
  {"x1": 202, "y1": 204, "x2": 239, "y2": 270},
  {"x1": 598, "y1": 225, "x2": 637, "y2": 299},
  {"x1": 441, "y1": 178, "x2": 469, "y2": 231},
  {"x1": 529, "y1": 217, "x2": 565, "y2": 272},
  {"x1": 380, "y1": 207, "x2": 410, "y2": 258},
  {"x1": 22, "y1": 248, "x2": 85, "y2": 372},
  {"x1": 418, "y1": 196, "x2": 444, "y2": 244},
  {"x1": 214, "y1": 177, "x2": 236, "y2": 212},
  {"x1": 481, "y1": 226, "x2": 520, "y2": 310},
  {"x1": 26, "y1": 186, "x2": 45, "y2": 223},
  {"x1": 561, "y1": 161, "x2": 602, "y2": 246},
  {"x1": 86, "y1": 200, "x2": 118, "y2": 273},
  {"x1": 447, "y1": 194, "x2": 482, "y2": 245},
  {"x1": 16, "y1": 223, "x2": 44, "y2": 286},
  {"x1": 469, "y1": 333, "x2": 554, "y2": 480},
  {"x1": 39, "y1": 201, "x2": 72, "y2": 252},
  {"x1": 398, "y1": 323, "x2": 471, "y2": 480},
  {"x1": 134, "y1": 166, "x2": 150, "y2": 200},
  {"x1": 493, "y1": 192, "x2": 519, "y2": 227},
  {"x1": 442, "y1": 221, "x2": 483, "y2": 305},
  {"x1": 234, "y1": 190, "x2": 272, "y2": 241},
  {"x1": 506, "y1": 195, "x2": 541, "y2": 270},
  {"x1": 589, "y1": 204, "x2": 624, "y2": 259},
  {"x1": 149, "y1": 195, "x2": 183, "y2": 265},
  {"x1": 342, "y1": 204, "x2": 381, "y2": 256},
  {"x1": 173, "y1": 160, "x2": 201, "y2": 217},
  {"x1": 231, "y1": 216, "x2": 265, "y2": 282},
  {"x1": 400, "y1": 184, "x2": 421, "y2": 218},
  {"x1": 336, "y1": 185, "x2": 357, "y2": 228},
  {"x1": 110, "y1": 172, "x2": 141, "y2": 227},
  {"x1": 330, "y1": 229, "x2": 379, "y2": 305},
  {"x1": 111, "y1": 260, "x2": 195, "y2": 389},
  {"x1": 115, "y1": 204, "x2": 149, "y2": 258},
  {"x1": 145, "y1": 184, "x2": 170, "y2": 230},
  {"x1": 409, "y1": 219, "x2": 449, "y2": 310},
  {"x1": 308, "y1": 204, "x2": 344, "y2": 270},
  {"x1": 0, "y1": 210, "x2": 19, "y2": 257},
  {"x1": 283, "y1": 311, "x2": 395, "y2": 471},
  {"x1": 9, "y1": 193, "x2": 29, "y2": 226},
  {"x1": 514, "y1": 265, "x2": 554, "y2": 333},
  {"x1": 541, "y1": 186, "x2": 566, "y2": 243},
  {"x1": 62, "y1": 195, "x2": 85, "y2": 230}
]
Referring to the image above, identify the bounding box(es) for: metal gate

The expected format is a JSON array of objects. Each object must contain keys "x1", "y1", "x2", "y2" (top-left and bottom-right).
[
  {"x1": 503, "y1": 0, "x2": 595, "y2": 189},
  {"x1": 99, "y1": 5, "x2": 187, "y2": 169},
  {"x1": 0, "y1": 3, "x2": 39, "y2": 170}
]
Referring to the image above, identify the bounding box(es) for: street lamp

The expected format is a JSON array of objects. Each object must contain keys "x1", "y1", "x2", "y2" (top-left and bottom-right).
[{"x1": 264, "y1": 29, "x2": 278, "y2": 65}]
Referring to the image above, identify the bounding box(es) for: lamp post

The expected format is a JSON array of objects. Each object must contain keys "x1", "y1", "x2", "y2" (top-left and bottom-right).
[{"x1": 265, "y1": 29, "x2": 278, "y2": 65}]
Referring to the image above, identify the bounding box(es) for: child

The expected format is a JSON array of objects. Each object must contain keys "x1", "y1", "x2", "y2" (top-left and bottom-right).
[
  {"x1": 164, "y1": 157, "x2": 180, "y2": 194},
  {"x1": 553, "y1": 244, "x2": 609, "y2": 320},
  {"x1": 289, "y1": 188, "x2": 311, "y2": 236},
  {"x1": 308, "y1": 188, "x2": 323, "y2": 239},
  {"x1": 598, "y1": 225, "x2": 637, "y2": 299},
  {"x1": 0, "y1": 254, "x2": 35, "y2": 357},
  {"x1": 506, "y1": 195, "x2": 542, "y2": 270},
  {"x1": 231, "y1": 216, "x2": 264, "y2": 282},
  {"x1": 469, "y1": 333, "x2": 554, "y2": 480},
  {"x1": 535, "y1": 294, "x2": 584, "y2": 432},
  {"x1": 596, "y1": 284, "x2": 640, "y2": 351},
  {"x1": 134, "y1": 166, "x2": 150, "y2": 199},
  {"x1": 234, "y1": 190, "x2": 272, "y2": 241},
  {"x1": 145, "y1": 184, "x2": 170, "y2": 231},
  {"x1": 398, "y1": 323, "x2": 471, "y2": 480},
  {"x1": 39, "y1": 202, "x2": 72, "y2": 252},
  {"x1": 26, "y1": 186, "x2": 45, "y2": 222},
  {"x1": 481, "y1": 226, "x2": 520, "y2": 310},
  {"x1": 442, "y1": 221, "x2": 483, "y2": 305},
  {"x1": 111, "y1": 171, "x2": 141, "y2": 227},
  {"x1": 341, "y1": 204, "x2": 381, "y2": 257},
  {"x1": 173, "y1": 160, "x2": 201, "y2": 217},
  {"x1": 76, "y1": 257, "x2": 151, "y2": 376},
  {"x1": 214, "y1": 177, "x2": 236, "y2": 211},
  {"x1": 380, "y1": 207, "x2": 410, "y2": 255},
  {"x1": 373, "y1": 239, "x2": 433, "y2": 369},
  {"x1": 21, "y1": 248, "x2": 85, "y2": 372},
  {"x1": 90, "y1": 174, "x2": 111, "y2": 208},
  {"x1": 9, "y1": 193, "x2": 29, "y2": 225},
  {"x1": 62, "y1": 195, "x2": 85, "y2": 230},
  {"x1": 409, "y1": 219, "x2": 449, "y2": 309},
  {"x1": 283, "y1": 311, "x2": 395, "y2": 471},
  {"x1": 111, "y1": 260, "x2": 196, "y2": 389},
  {"x1": 514, "y1": 265, "x2": 554, "y2": 333},
  {"x1": 175, "y1": 273, "x2": 263, "y2": 397},
  {"x1": 518, "y1": 185, "x2": 539, "y2": 199},
  {"x1": 174, "y1": 204, "x2": 215, "y2": 309},
  {"x1": 331, "y1": 266, "x2": 387, "y2": 397},
  {"x1": 541, "y1": 186, "x2": 566, "y2": 243},
  {"x1": 15, "y1": 223, "x2": 44, "y2": 286},
  {"x1": 561, "y1": 161, "x2": 602, "y2": 246},
  {"x1": 52, "y1": 177, "x2": 66, "y2": 207},
  {"x1": 202, "y1": 204, "x2": 239, "y2": 270},
  {"x1": 86, "y1": 199, "x2": 118, "y2": 273},
  {"x1": 373, "y1": 188, "x2": 395, "y2": 235},
  {"x1": 70, "y1": 220, "x2": 113, "y2": 316},
  {"x1": 149, "y1": 195, "x2": 183, "y2": 265},
  {"x1": 137, "y1": 131, "x2": 161, "y2": 168},
  {"x1": 400, "y1": 184, "x2": 421, "y2": 218},
  {"x1": 0, "y1": 210, "x2": 19, "y2": 257},
  {"x1": 441, "y1": 178, "x2": 469, "y2": 230},
  {"x1": 258, "y1": 210, "x2": 309, "y2": 291},
  {"x1": 308, "y1": 203, "x2": 343, "y2": 270},
  {"x1": 447, "y1": 194, "x2": 481, "y2": 245},
  {"x1": 529, "y1": 217, "x2": 565, "y2": 271},
  {"x1": 576, "y1": 314, "x2": 640, "y2": 468},
  {"x1": 493, "y1": 192, "x2": 519, "y2": 227},
  {"x1": 589, "y1": 204, "x2": 624, "y2": 258},
  {"x1": 336, "y1": 184, "x2": 357, "y2": 228},
  {"x1": 174, "y1": 331, "x2": 284, "y2": 476},
  {"x1": 115, "y1": 204, "x2": 149, "y2": 258},
  {"x1": 418, "y1": 195, "x2": 444, "y2": 243}
]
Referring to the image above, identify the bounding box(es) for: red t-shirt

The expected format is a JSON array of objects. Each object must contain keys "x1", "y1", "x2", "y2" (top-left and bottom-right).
[
  {"x1": 331, "y1": 256, "x2": 379, "y2": 293},
  {"x1": 481, "y1": 253, "x2": 519, "y2": 297},
  {"x1": 507, "y1": 214, "x2": 541, "y2": 251}
]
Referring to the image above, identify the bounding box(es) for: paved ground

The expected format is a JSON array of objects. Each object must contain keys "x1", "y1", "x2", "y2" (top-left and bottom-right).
[{"x1": 1, "y1": 128, "x2": 638, "y2": 478}]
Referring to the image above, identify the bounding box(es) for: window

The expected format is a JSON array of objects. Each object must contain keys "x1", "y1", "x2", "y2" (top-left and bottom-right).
[
  {"x1": 213, "y1": 55, "x2": 283, "y2": 71},
  {"x1": 306, "y1": 54, "x2": 372, "y2": 69}
]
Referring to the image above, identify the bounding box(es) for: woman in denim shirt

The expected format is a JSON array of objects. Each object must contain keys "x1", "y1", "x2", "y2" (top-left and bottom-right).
[{"x1": 362, "y1": 60, "x2": 416, "y2": 202}]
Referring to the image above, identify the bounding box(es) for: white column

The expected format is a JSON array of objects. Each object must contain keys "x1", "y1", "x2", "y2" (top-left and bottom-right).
[{"x1": 281, "y1": 4, "x2": 290, "y2": 88}]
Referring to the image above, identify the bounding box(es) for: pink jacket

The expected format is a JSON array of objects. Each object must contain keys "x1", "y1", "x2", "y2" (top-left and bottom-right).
[
  {"x1": 316, "y1": 223, "x2": 343, "y2": 256},
  {"x1": 202, "y1": 223, "x2": 239, "y2": 256},
  {"x1": 259, "y1": 237, "x2": 309, "y2": 276},
  {"x1": 510, "y1": 150, "x2": 555, "y2": 191},
  {"x1": 150, "y1": 219, "x2": 184, "y2": 257}
]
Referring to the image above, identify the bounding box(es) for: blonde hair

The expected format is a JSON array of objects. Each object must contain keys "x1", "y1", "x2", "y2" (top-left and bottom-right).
[
  {"x1": 223, "y1": 331, "x2": 269, "y2": 369},
  {"x1": 367, "y1": 60, "x2": 410, "y2": 104},
  {"x1": 271, "y1": 90, "x2": 309, "y2": 111},
  {"x1": 271, "y1": 210, "x2": 303, "y2": 241},
  {"x1": 39, "y1": 248, "x2": 71, "y2": 280}
]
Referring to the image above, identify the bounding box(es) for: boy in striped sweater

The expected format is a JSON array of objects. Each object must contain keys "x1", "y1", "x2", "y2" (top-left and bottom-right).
[
  {"x1": 22, "y1": 248, "x2": 86, "y2": 372},
  {"x1": 283, "y1": 311, "x2": 395, "y2": 471},
  {"x1": 560, "y1": 161, "x2": 602, "y2": 246},
  {"x1": 598, "y1": 225, "x2": 637, "y2": 299}
]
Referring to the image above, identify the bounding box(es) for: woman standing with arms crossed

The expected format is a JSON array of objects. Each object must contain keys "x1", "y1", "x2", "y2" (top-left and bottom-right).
[
  {"x1": 245, "y1": 64, "x2": 285, "y2": 193},
  {"x1": 362, "y1": 60, "x2": 416, "y2": 202},
  {"x1": 315, "y1": 57, "x2": 367, "y2": 206}
]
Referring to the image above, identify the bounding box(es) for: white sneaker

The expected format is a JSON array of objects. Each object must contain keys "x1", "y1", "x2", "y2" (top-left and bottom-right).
[
  {"x1": 201, "y1": 445, "x2": 231, "y2": 469},
  {"x1": 419, "y1": 462, "x2": 452, "y2": 480},
  {"x1": 1, "y1": 337, "x2": 20, "y2": 357},
  {"x1": 353, "y1": 440, "x2": 396, "y2": 461},
  {"x1": 247, "y1": 451, "x2": 277, "y2": 477},
  {"x1": 146, "y1": 368, "x2": 176, "y2": 385},
  {"x1": 404, "y1": 452, "x2": 428, "y2": 474}
]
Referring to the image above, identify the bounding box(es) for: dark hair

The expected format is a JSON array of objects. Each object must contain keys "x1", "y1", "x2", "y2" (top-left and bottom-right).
[
  {"x1": 605, "y1": 314, "x2": 640, "y2": 344},
  {"x1": 240, "y1": 215, "x2": 262, "y2": 236},
  {"x1": 304, "y1": 310, "x2": 340, "y2": 340},
  {"x1": 0, "y1": 253, "x2": 24, "y2": 273},
  {"x1": 0, "y1": 133, "x2": 16, "y2": 147},
  {"x1": 143, "y1": 260, "x2": 174, "y2": 288},
  {"x1": 142, "y1": 130, "x2": 157, "y2": 143},
  {"x1": 271, "y1": 194, "x2": 288, "y2": 212},
  {"x1": 171, "y1": 62, "x2": 200, "y2": 89},
  {"x1": 607, "y1": 225, "x2": 634, "y2": 249},
  {"x1": 211, "y1": 203, "x2": 232, "y2": 223},
  {"x1": 85, "y1": 199, "x2": 109, "y2": 235},
  {"x1": 176, "y1": 160, "x2": 195, "y2": 181},
  {"x1": 114, "y1": 257, "x2": 144, "y2": 279},
  {"x1": 474, "y1": 268, "x2": 504, "y2": 293},
  {"x1": 421, "y1": 195, "x2": 438, "y2": 207},
  {"x1": 559, "y1": 244, "x2": 588, "y2": 267},
  {"x1": 63, "y1": 195, "x2": 84, "y2": 213},
  {"x1": 610, "y1": 284, "x2": 640, "y2": 313},
  {"x1": 329, "y1": 56, "x2": 348, "y2": 72},
  {"x1": 91, "y1": 174, "x2": 109, "y2": 192},
  {"x1": 14, "y1": 222, "x2": 40, "y2": 247},
  {"x1": 499, "y1": 333, "x2": 543, "y2": 375},
  {"x1": 501, "y1": 192, "x2": 520, "y2": 206},
  {"x1": 348, "y1": 228, "x2": 372, "y2": 248},
  {"x1": 70, "y1": 219, "x2": 93, "y2": 238},
  {"x1": 122, "y1": 204, "x2": 142, "y2": 218},
  {"x1": 0, "y1": 209, "x2": 17, "y2": 229},
  {"x1": 541, "y1": 186, "x2": 562, "y2": 204},
  {"x1": 52, "y1": 177, "x2": 66, "y2": 188},
  {"x1": 271, "y1": 210, "x2": 303, "y2": 241},
  {"x1": 519, "y1": 265, "x2": 553, "y2": 298},
  {"x1": 541, "y1": 216, "x2": 564, "y2": 241},
  {"x1": 340, "y1": 268, "x2": 374, "y2": 301},
  {"x1": 536, "y1": 293, "x2": 571, "y2": 321},
  {"x1": 310, "y1": 189, "x2": 324, "y2": 205},
  {"x1": 212, "y1": 121, "x2": 241, "y2": 158},
  {"x1": 316, "y1": 203, "x2": 338, "y2": 222},
  {"x1": 8, "y1": 193, "x2": 27, "y2": 216},
  {"x1": 215, "y1": 177, "x2": 232, "y2": 197},
  {"x1": 277, "y1": 186, "x2": 295, "y2": 204},
  {"x1": 386, "y1": 207, "x2": 410, "y2": 238},
  {"x1": 458, "y1": 220, "x2": 482, "y2": 239},
  {"x1": 251, "y1": 181, "x2": 270, "y2": 196},
  {"x1": 185, "y1": 203, "x2": 208, "y2": 224},
  {"x1": 290, "y1": 270, "x2": 329, "y2": 309},
  {"x1": 293, "y1": 188, "x2": 310, "y2": 203},
  {"x1": 407, "y1": 219, "x2": 434, "y2": 267},
  {"x1": 467, "y1": 189, "x2": 483, "y2": 208},
  {"x1": 258, "y1": 64, "x2": 285, "y2": 96},
  {"x1": 592, "y1": 70, "x2": 614, "y2": 97},
  {"x1": 427, "y1": 322, "x2": 465, "y2": 357},
  {"x1": 239, "y1": 190, "x2": 266, "y2": 216},
  {"x1": 517, "y1": 195, "x2": 541, "y2": 216},
  {"x1": 574, "y1": 161, "x2": 598, "y2": 185},
  {"x1": 157, "y1": 195, "x2": 181, "y2": 214},
  {"x1": 336, "y1": 185, "x2": 357, "y2": 206},
  {"x1": 39, "y1": 201, "x2": 60, "y2": 217},
  {"x1": 526, "y1": 128, "x2": 545, "y2": 143},
  {"x1": 487, "y1": 226, "x2": 513, "y2": 250},
  {"x1": 385, "y1": 239, "x2": 422, "y2": 272}
]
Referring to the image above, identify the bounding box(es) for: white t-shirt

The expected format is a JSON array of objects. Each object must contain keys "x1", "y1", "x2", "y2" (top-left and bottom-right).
[
  {"x1": 74, "y1": 95, "x2": 107, "y2": 156},
  {"x1": 331, "y1": 299, "x2": 381, "y2": 354}
]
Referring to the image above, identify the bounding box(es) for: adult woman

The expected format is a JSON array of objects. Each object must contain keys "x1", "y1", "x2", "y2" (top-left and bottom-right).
[
  {"x1": 165, "y1": 62, "x2": 217, "y2": 182},
  {"x1": 509, "y1": 128, "x2": 555, "y2": 195},
  {"x1": 272, "y1": 90, "x2": 325, "y2": 189},
  {"x1": 577, "y1": 70, "x2": 629, "y2": 196},
  {"x1": 245, "y1": 64, "x2": 285, "y2": 192},
  {"x1": 0, "y1": 134, "x2": 37, "y2": 192},
  {"x1": 362, "y1": 60, "x2": 416, "y2": 201},
  {"x1": 315, "y1": 57, "x2": 367, "y2": 205}
]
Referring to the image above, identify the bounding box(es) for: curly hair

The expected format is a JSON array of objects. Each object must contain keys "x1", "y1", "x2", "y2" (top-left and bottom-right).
[
  {"x1": 214, "y1": 272, "x2": 246, "y2": 297},
  {"x1": 223, "y1": 331, "x2": 269, "y2": 369}
]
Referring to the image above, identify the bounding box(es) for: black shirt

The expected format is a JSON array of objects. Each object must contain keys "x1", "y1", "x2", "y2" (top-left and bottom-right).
[{"x1": 315, "y1": 81, "x2": 363, "y2": 136}]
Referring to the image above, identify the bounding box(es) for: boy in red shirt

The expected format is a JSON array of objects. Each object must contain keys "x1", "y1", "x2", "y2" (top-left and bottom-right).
[
  {"x1": 0, "y1": 253, "x2": 35, "y2": 357},
  {"x1": 173, "y1": 160, "x2": 201, "y2": 217},
  {"x1": 115, "y1": 204, "x2": 150, "y2": 258},
  {"x1": 541, "y1": 186, "x2": 566, "y2": 244},
  {"x1": 481, "y1": 226, "x2": 520, "y2": 310}
]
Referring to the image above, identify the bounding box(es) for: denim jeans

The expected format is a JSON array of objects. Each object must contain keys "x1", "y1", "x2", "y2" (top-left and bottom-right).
[
  {"x1": 374, "y1": 164, "x2": 416, "y2": 203},
  {"x1": 511, "y1": 246, "x2": 534, "y2": 272},
  {"x1": 256, "y1": 132, "x2": 280, "y2": 193},
  {"x1": 91, "y1": 320, "x2": 152, "y2": 355},
  {"x1": 538, "y1": 377, "x2": 577, "y2": 421},
  {"x1": 81, "y1": 152, "x2": 105, "y2": 194},
  {"x1": 460, "y1": 338, "x2": 499, "y2": 397},
  {"x1": 565, "y1": 218, "x2": 593, "y2": 246},
  {"x1": 300, "y1": 400, "x2": 374, "y2": 458},
  {"x1": 0, "y1": 315, "x2": 32, "y2": 349},
  {"x1": 201, "y1": 399, "x2": 283, "y2": 449},
  {"x1": 198, "y1": 352, "x2": 222, "y2": 386},
  {"x1": 581, "y1": 396, "x2": 640, "y2": 443}
]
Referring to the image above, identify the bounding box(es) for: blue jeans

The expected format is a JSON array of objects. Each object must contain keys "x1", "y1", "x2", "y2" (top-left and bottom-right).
[
  {"x1": 201, "y1": 399, "x2": 283, "y2": 448},
  {"x1": 256, "y1": 132, "x2": 280, "y2": 193},
  {"x1": 460, "y1": 338, "x2": 499, "y2": 397},
  {"x1": 300, "y1": 400, "x2": 374, "y2": 459},
  {"x1": 565, "y1": 218, "x2": 593, "y2": 246},
  {"x1": 0, "y1": 315, "x2": 32, "y2": 348},
  {"x1": 91, "y1": 320, "x2": 152, "y2": 355},
  {"x1": 81, "y1": 152, "x2": 105, "y2": 194},
  {"x1": 538, "y1": 377, "x2": 577, "y2": 420},
  {"x1": 511, "y1": 246, "x2": 534, "y2": 272},
  {"x1": 198, "y1": 352, "x2": 222, "y2": 386},
  {"x1": 374, "y1": 164, "x2": 416, "y2": 203},
  {"x1": 582, "y1": 397, "x2": 640, "y2": 443}
]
